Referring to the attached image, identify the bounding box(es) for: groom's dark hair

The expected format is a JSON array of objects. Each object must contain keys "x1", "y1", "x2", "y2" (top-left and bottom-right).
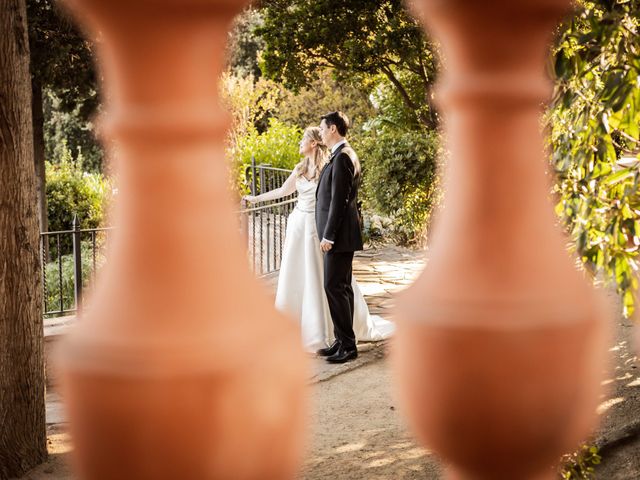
[{"x1": 321, "y1": 111, "x2": 349, "y2": 137}]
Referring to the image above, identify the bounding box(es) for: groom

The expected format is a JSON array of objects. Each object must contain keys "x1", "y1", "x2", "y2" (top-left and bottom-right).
[{"x1": 316, "y1": 111, "x2": 364, "y2": 364}]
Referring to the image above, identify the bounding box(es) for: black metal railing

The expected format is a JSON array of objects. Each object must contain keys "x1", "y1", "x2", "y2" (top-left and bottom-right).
[
  {"x1": 241, "y1": 159, "x2": 296, "y2": 275},
  {"x1": 240, "y1": 197, "x2": 296, "y2": 276},
  {"x1": 41, "y1": 216, "x2": 113, "y2": 318},
  {"x1": 41, "y1": 164, "x2": 298, "y2": 317},
  {"x1": 245, "y1": 156, "x2": 293, "y2": 196}
]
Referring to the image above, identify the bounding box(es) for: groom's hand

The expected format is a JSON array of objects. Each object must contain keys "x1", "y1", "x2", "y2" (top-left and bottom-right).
[{"x1": 320, "y1": 239, "x2": 333, "y2": 252}]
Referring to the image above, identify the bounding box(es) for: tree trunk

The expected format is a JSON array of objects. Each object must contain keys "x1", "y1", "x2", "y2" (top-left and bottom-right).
[
  {"x1": 0, "y1": 1, "x2": 48, "y2": 478},
  {"x1": 381, "y1": 66, "x2": 438, "y2": 130},
  {"x1": 31, "y1": 78, "x2": 48, "y2": 237}
]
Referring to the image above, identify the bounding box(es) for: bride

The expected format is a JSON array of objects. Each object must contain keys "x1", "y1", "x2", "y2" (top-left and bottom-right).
[{"x1": 243, "y1": 126, "x2": 394, "y2": 353}]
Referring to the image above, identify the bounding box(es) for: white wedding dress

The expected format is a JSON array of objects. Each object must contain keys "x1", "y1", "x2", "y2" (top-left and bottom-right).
[{"x1": 275, "y1": 176, "x2": 395, "y2": 352}]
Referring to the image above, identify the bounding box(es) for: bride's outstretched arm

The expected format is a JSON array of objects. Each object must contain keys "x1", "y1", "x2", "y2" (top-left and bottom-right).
[{"x1": 243, "y1": 171, "x2": 297, "y2": 204}]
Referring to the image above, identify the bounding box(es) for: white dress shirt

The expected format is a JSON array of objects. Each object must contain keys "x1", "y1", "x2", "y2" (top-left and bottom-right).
[{"x1": 331, "y1": 139, "x2": 347, "y2": 154}]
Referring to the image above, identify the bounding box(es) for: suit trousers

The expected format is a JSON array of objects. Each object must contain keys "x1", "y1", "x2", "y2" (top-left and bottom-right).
[{"x1": 323, "y1": 250, "x2": 356, "y2": 350}]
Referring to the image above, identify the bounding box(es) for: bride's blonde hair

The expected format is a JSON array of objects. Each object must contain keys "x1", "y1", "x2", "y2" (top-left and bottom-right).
[{"x1": 295, "y1": 127, "x2": 328, "y2": 182}]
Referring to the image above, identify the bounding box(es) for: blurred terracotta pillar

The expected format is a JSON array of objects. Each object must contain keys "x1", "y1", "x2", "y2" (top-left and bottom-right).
[
  {"x1": 56, "y1": 1, "x2": 307, "y2": 479},
  {"x1": 393, "y1": 1, "x2": 610, "y2": 479}
]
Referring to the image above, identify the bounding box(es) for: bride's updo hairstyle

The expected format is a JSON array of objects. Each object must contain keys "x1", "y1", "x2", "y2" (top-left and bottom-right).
[{"x1": 295, "y1": 126, "x2": 328, "y2": 182}]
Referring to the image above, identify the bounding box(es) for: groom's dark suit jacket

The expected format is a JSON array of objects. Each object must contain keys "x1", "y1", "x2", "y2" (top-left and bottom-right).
[{"x1": 316, "y1": 142, "x2": 364, "y2": 253}]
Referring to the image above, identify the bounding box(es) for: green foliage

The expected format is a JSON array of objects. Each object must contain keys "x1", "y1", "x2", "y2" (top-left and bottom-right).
[
  {"x1": 236, "y1": 118, "x2": 302, "y2": 169},
  {"x1": 259, "y1": 0, "x2": 439, "y2": 129},
  {"x1": 27, "y1": 0, "x2": 97, "y2": 114},
  {"x1": 227, "y1": 9, "x2": 265, "y2": 79},
  {"x1": 44, "y1": 90, "x2": 102, "y2": 172},
  {"x1": 368, "y1": 71, "x2": 426, "y2": 132},
  {"x1": 44, "y1": 239, "x2": 107, "y2": 314},
  {"x1": 355, "y1": 127, "x2": 440, "y2": 245},
  {"x1": 221, "y1": 69, "x2": 377, "y2": 195},
  {"x1": 549, "y1": 0, "x2": 640, "y2": 316},
  {"x1": 221, "y1": 72, "x2": 282, "y2": 149},
  {"x1": 224, "y1": 3, "x2": 443, "y2": 227},
  {"x1": 46, "y1": 147, "x2": 112, "y2": 233},
  {"x1": 227, "y1": 3, "x2": 443, "y2": 237},
  {"x1": 222, "y1": 68, "x2": 375, "y2": 144},
  {"x1": 394, "y1": 186, "x2": 437, "y2": 246},
  {"x1": 28, "y1": 0, "x2": 102, "y2": 171},
  {"x1": 277, "y1": 70, "x2": 376, "y2": 137},
  {"x1": 229, "y1": 118, "x2": 302, "y2": 194},
  {"x1": 559, "y1": 444, "x2": 601, "y2": 479}
]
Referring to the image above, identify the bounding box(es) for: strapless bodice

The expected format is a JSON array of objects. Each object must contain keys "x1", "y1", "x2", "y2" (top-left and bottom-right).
[{"x1": 295, "y1": 177, "x2": 317, "y2": 213}]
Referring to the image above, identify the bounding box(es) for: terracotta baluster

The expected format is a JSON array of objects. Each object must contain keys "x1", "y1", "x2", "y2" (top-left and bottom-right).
[
  {"x1": 393, "y1": 1, "x2": 610, "y2": 479},
  {"x1": 56, "y1": 1, "x2": 307, "y2": 478},
  {"x1": 634, "y1": 320, "x2": 640, "y2": 361}
]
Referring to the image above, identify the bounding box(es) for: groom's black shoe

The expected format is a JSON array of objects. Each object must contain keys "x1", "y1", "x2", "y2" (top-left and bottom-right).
[
  {"x1": 316, "y1": 340, "x2": 341, "y2": 357},
  {"x1": 326, "y1": 346, "x2": 358, "y2": 364}
]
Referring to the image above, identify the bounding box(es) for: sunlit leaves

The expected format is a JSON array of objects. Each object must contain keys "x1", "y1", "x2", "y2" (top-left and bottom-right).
[
  {"x1": 355, "y1": 128, "x2": 440, "y2": 245},
  {"x1": 258, "y1": 0, "x2": 439, "y2": 128},
  {"x1": 550, "y1": 1, "x2": 640, "y2": 316}
]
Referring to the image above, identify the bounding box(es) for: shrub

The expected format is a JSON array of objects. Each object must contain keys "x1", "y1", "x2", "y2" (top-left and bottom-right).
[
  {"x1": 236, "y1": 118, "x2": 302, "y2": 169},
  {"x1": 277, "y1": 69, "x2": 376, "y2": 135},
  {"x1": 356, "y1": 127, "x2": 440, "y2": 245},
  {"x1": 43, "y1": 238, "x2": 107, "y2": 314},
  {"x1": 559, "y1": 444, "x2": 601, "y2": 479},
  {"x1": 44, "y1": 90, "x2": 103, "y2": 173},
  {"x1": 232, "y1": 118, "x2": 302, "y2": 193},
  {"x1": 46, "y1": 145, "x2": 112, "y2": 233}
]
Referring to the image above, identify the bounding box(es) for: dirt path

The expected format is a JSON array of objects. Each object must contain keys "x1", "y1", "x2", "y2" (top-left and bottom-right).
[
  {"x1": 303, "y1": 356, "x2": 443, "y2": 480},
  {"x1": 302, "y1": 315, "x2": 640, "y2": 480},
  {"x1": 20, "y1": 246, "x2": 640, "y2": 479},
  {"x1": 592, "y1": 314, "x2": 640, "y2": 479}
]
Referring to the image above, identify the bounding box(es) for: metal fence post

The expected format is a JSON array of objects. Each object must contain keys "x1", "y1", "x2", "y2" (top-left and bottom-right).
[
  {"x1": 250, "y1": 155, "x2": 257, "y2": 195},
  {"x1": 41, "y1": 234, "x2": 48, "y2": 314},
  {"x1": 72, "y1": 215, "x2": 83, "y2": 312},
  {"x1": 259, "y1": 163, "x2": 267, "y2": 194}
]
